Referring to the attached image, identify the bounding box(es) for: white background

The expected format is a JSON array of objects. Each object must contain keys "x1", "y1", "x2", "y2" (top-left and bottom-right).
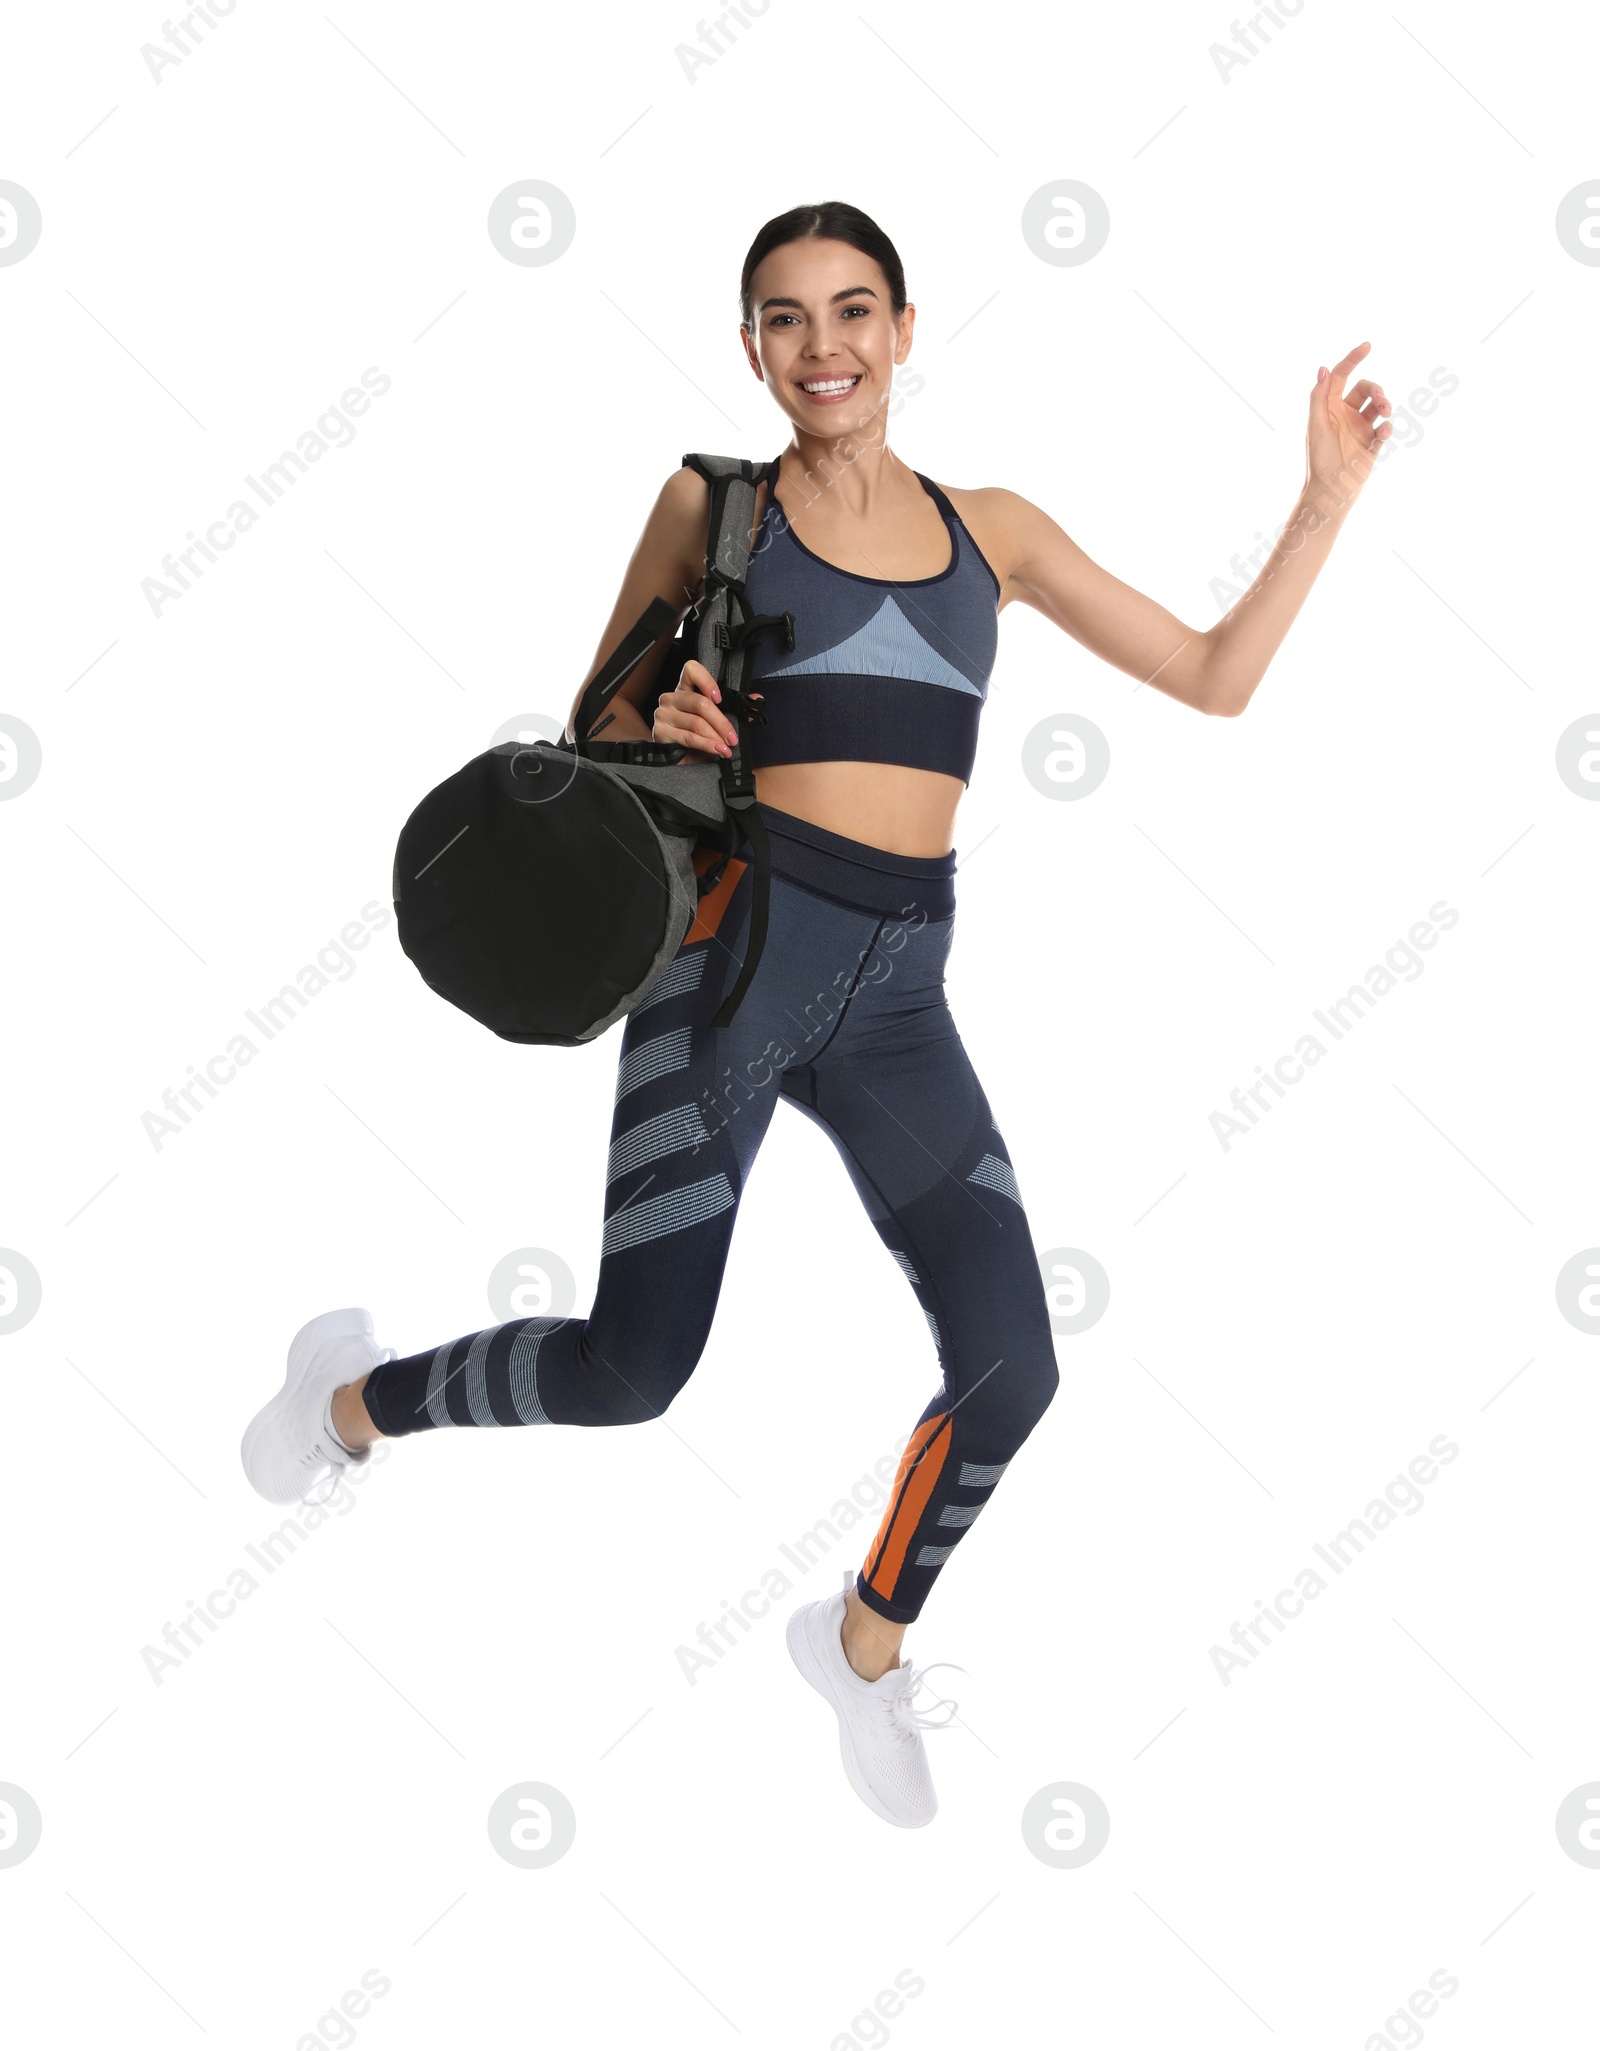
[{"x1": 4, "y1": 0, "x2": 1597, "y2": 2044}]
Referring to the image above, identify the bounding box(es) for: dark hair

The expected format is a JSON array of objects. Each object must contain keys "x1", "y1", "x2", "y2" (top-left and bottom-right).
[{"x1": 739, "y1": 201, "x2": 908, "y2": 329}]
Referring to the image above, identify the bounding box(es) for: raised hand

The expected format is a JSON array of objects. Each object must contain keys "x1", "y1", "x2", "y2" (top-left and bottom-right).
[{"x1": 1307, "y1": 341, "x2": 1392, "y2": 501}]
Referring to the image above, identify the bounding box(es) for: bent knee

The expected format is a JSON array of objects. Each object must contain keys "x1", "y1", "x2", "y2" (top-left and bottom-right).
[
  {"x1": 966, "y1": 1346, "x2": 1058, "y2": 1442},
  {"x1": 1019, "y1": 1349, "x2": 1060, "y2": 1428},
  {"x1": 575, "y1": 1334, "x2": 701, "y2": 1426}
]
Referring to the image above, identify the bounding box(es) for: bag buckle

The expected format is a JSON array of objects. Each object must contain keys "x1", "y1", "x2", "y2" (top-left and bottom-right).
[
  {"x1": 714, "y1": 609, "x2": 795, "y2": 655},
  {"x1": 718, "y1": 684, "x2": 767, "y2": 729},
  {"x1": 718, "y1": 748, "x2": 759, "y2": 802}
]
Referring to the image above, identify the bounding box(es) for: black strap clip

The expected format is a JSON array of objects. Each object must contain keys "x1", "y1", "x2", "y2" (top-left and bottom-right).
[
  {"x1": 718, "y1": 683, "x2": 768, "y2": 729},
  {"x1": 715, "y1": 609, "x2": 795, "y2": 656}
]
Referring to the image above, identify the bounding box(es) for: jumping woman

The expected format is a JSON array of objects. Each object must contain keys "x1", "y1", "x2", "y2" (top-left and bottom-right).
[{"x1": 241, "y1": 200, "x2": 1390, "y2": 1827}]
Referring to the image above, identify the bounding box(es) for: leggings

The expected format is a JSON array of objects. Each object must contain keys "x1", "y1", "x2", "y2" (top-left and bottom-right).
[{"x1": 360, "y1": 800, "x2": 1060, "y2": 1623}]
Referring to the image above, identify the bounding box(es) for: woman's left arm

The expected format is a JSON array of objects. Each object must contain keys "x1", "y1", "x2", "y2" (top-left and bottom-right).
[{"x1": 967, "y1": 343, "x2": 1392, "y2": 717}]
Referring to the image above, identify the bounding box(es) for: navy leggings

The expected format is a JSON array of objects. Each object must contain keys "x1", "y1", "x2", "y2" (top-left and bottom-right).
[{"x1": 360, "y1": 801, "x2": 1060, "y2": 1622}]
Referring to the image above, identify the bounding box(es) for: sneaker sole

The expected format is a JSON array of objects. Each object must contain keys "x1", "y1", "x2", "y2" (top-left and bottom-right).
[
  {"x1": 785, "y1": 1599, "x2": 932, "y2": 1829},
  {"x1": 240, "y1": 1306, "x2": 374, "y2": 1504}
]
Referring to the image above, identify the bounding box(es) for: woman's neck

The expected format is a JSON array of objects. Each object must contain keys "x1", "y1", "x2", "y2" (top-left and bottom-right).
[{"x1": 776, "y1": 431, "x2": 911, "y2": 520}]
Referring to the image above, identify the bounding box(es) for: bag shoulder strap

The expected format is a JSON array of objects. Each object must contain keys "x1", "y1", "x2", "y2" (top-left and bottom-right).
[
  {"x1": 676, "y1": 455, "x2": 782, "y2": 1030},
  {"x1": 680, "y1": 454, "x2": 761, "y2": 707},
  {"x1": 680, "y1": 453, "x2": 761, "y2": 609},
  {"x1": 578, "y1": 455, "x2": 783, "y2": 1034},
  {"x1": 571, "y1": 455, "x2": 767, "y2": 750}
]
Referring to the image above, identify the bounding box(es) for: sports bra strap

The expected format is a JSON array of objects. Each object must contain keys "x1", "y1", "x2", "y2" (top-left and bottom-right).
[{"x1": 913, "y1": 472, "x2": 959, "y2": 526}]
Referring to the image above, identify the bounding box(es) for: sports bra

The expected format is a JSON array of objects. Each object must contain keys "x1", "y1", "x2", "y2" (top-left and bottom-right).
[{"x1": 739, "y1": 456, "x2": 1001, "y2": 785}]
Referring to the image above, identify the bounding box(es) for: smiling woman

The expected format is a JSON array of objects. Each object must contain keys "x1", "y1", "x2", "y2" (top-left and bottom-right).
[{"x1": 242, "y1": 195, "x2": 1394, "y2": 1835}]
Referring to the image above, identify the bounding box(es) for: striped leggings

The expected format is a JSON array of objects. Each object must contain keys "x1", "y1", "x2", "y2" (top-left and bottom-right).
[{"x1": 359, "y1": 801, "x2": 1060, "y2": 1623}]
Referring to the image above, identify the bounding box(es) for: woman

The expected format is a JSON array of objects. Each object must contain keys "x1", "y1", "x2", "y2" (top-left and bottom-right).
[{"x1": 241, "y1": 201, "x2": 1390, "y2": 1828}]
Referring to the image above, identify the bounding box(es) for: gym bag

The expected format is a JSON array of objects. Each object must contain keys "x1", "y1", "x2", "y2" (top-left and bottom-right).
[{"x1": 391, "y1": 453, "x2": 795, "y2": 1046}]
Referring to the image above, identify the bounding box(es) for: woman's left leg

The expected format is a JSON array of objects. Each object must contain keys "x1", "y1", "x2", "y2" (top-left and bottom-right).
[{"x1": 779, "y1": 903, "x2": 1061, "y2": 1640}]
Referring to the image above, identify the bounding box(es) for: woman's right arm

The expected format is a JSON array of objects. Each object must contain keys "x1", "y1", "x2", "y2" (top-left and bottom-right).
[{"x1": 563, "y1": 468, "x2": 753, "y2": 761}]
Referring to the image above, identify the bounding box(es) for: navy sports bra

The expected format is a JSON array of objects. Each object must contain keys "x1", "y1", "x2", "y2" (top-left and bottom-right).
[{"x1": 739, "y1": 456, "x2": 1001, "y2": 785}]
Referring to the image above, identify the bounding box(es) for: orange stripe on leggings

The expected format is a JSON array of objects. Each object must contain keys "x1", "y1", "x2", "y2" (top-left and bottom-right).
[
  {"x1": 682, "y1": 851, "x2": 747, "y2": 947},
  {"x1": 865, "y1": 1414, "x2": 951, "y2": 1604}
]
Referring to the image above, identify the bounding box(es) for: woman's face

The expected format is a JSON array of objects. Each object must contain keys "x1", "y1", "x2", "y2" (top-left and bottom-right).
[{"x1": 742, "y1": 236, "x2": 913, "y2": 440}]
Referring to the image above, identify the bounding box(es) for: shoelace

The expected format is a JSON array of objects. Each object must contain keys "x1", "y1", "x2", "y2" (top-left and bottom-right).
[
  {"x1": 885, "y1": 1661, "x2": 967, "y2": 1747},
  {"x1": 301, "y1": 1458, "x2": 355, "y2": 1509}
]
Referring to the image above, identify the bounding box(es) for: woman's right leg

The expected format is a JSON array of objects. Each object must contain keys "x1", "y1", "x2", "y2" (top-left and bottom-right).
[{"x1": 343, "y1": 855, "x2": 837, "y2": 1442}]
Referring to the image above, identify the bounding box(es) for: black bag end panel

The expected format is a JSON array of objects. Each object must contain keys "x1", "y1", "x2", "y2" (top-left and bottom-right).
[{"x1": 394, "y1": 747, "x2": 681, "y2": 1043}]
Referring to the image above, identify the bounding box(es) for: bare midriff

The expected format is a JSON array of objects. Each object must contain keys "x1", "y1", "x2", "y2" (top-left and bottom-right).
[{"x1": 751, "y1": 760, "x2": 962, "y2": 858}]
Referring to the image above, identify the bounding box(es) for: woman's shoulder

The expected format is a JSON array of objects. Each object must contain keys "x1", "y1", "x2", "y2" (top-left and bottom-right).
[
  {"x1": 936, "y1": 482, "x2": 1044, "y2": 593},
  {"x1": 656, "y1": 460, "x2": 712, "y2": 522},
  {"x1": 937, "y1": 480, "x2": 1037, "y2": 526}
]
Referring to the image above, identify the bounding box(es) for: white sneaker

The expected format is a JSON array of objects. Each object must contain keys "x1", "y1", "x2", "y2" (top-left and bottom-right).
[
  {"x1": 785, "y1": 1571, "x2": 963, "y2": 1829},
  {"x1": 240, "y1": 1307, "x2": 394, "y2": 1506}
]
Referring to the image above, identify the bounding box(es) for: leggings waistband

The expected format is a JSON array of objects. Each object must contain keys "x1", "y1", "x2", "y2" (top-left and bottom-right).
[{"x1": 753, "y1": 801, "x2": 956, "y2": 921}]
